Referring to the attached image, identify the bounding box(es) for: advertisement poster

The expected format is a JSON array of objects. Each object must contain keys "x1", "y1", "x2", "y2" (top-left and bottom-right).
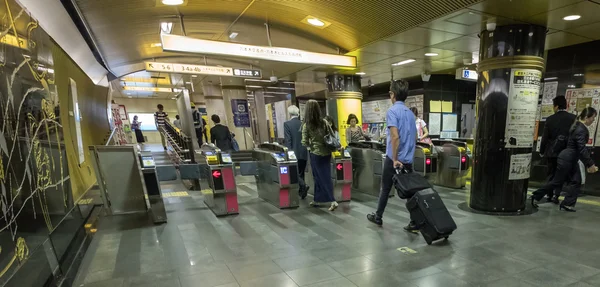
[
  {"x1": 274, "y1": 101, "x2": 287, "y2": 138},
  {"x1": 231, "y1": 99, "x2": 250, "y2": 127},
  {"x1": 566, "y1": 88, "x2": 600, "y2": 146},
  {"x1": 541, "y1": 105, "x2": 554, "y2": 119},
  {"x1": 442, "y1": 114, "x2": 457, "y2": 132},
  {"x1": 504, "y1": 69, "x2": 542, "y2": 148},
  {"x1": 509, "y1": 153, "x2": 532, "y2": 180},
  {"x1": 542, "y1": 81, "x2": 558, "y2": 105},
  {"x1": 429, "y1": 113, "x2": 441, "y2": 135},
  {"x1": 362, "y1": 100, "x2": 391, "y2": 123}
]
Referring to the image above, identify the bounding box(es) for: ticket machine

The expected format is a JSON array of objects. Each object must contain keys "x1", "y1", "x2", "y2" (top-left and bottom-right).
[
  {"x1": 196, "y1": 144, "x2": 239, "y2": 216},
  {"x1": 252, "y1": 143, "x2": 300, "y2": 209},
  {"x1": 137, "y1": 153, "x2": 167, "y2": 224},
  {"x1": 305, "y1": 149, "x2": 353, "y2": 202}
]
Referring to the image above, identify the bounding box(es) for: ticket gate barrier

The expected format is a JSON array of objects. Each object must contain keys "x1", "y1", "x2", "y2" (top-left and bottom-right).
[
  {"x1": 250, "y1": 143, "x2": 300, "y2": 209},
  {"x1": 431, "y1": 139, "x2": 470, "y2": 189},
  {"x1": 414, "y1": 142, "x2": 438, "y2": 183},
  {"x1": 138, "y1": 153, "x2": 168, "y2": 223},
  {"x1": 347, "y1": 141, "x2": 386, "y2": 197},
  {"x1": 305, "y1": 149, "x2": 353, "y2": 202},
  {"x1": 196, "y1": 144, "x2": 239, "y2": 216}
]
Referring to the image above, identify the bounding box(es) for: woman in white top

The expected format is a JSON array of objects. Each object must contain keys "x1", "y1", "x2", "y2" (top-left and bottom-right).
[{"x1": 411, "y1": 107, "x2": 431, "y2": 144}]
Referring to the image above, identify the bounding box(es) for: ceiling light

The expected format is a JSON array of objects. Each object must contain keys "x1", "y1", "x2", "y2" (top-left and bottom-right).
[
  {"x1": 307, "y1": 18, "x2": 325, "y2": 27},
  {"x1": 568, "y1": 84, "x2": 576, "y2": 88},
  {"x1": 229, "y1": 32, "x2": 238, "y2": 39},
  {"x1": 424, "y1": 53, "x2": 438, "y2": 57},
  {"x1": 185, "y1": 81, "x2": 192, "y2": 84},
  {"x1": 162, "y1": 0, "x2": 184, "y2": 5},
  {"x1": 544, "y1": 77, "x2": 558, "y2": 81},
  {"x1": 392, "y1": 59, "x2": 416, "y2": 66},
  {"x1": 150, "y1": 43, "x2": 162, "y2": 48},
  {"x1": 160, "y1": 22, "x2": 173, "y2": 34},
  {"x1": 356, "y1": 72, "x2": 366, "y2": 75},
  {"x1": 563, "y1": 15, "x2": 581, "y2": 21}
]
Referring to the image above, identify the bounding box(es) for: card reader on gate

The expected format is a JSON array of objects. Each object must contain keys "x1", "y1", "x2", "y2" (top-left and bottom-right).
[
  {"x1": 220, "y1": 153, "x2": 232, "y2": 163},
  {"x1": 141, "y1": 156, "x2": 156, "y2": 168}
]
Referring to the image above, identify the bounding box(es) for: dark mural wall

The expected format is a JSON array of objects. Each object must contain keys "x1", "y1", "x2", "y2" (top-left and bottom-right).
[{"x1": 0, "y1": 0, "x2": 109, "y2": 285}]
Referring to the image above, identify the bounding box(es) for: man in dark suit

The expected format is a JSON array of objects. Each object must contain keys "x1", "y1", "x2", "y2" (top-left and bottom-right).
[
  {"x1": 210, "y1": 114, "x2": 234, "y2": 151},
  {"x1": 284, "y1": 105, "x2": 309, "y2": 198},
  {"x1": 540, "y1": 96, "x2": 577, "y2": 203}
]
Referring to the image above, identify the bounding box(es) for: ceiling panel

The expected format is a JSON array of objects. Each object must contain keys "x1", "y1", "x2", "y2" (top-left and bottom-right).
[
  {"x1": 359, "y1": 41, "x2": 424, "y2": 56},
  {"x1": 545, "y1": 31, "x2": 592, "y2": 50},
  {"x1": 358, "y1": 63, "x2": 394, "y2": 75},
  {"x1": 345, "y1": 50, "x2": 393, "y2": 64},
  {"x1": 430, "y1": 36, "x2": 480, "y2": 53},
  {"x1": 400, "y1": 48, "x2": 465, "y2": 59},
  {"x1": 529, "y1": 1, "x2": 600, "y2": 31},
  {"x1": 385, "y1": 27, "x2": 464, "y2": 46},
  {"x1": 568, "y1": 22, "x2": 600, "y2": 40},
  {"x1": 467, "y1": 0, "x2": 584, "y2": 21}
]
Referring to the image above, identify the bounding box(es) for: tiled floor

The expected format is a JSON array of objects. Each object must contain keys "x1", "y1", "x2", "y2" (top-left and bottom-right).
[{"x1": 73, "y1": 161, "x2": 600, "y2": 286}]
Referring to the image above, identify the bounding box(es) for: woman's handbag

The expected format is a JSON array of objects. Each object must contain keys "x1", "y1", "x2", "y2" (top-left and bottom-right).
[{"x1": 324, "y1": 120, "x2": 341, "y2": 152}]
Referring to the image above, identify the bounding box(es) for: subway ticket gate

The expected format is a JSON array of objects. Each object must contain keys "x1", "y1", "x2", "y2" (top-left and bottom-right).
[
  {"x1": 138, "y1": 153, "x2": 168, "y2": 224},
  {"x1": 431, "y1": 139, "x2": 470, "y2": 189},
  {"x1": 250, "y1": 143, "x2": 300, "y2": 209},
  {"x1": 347, "y1": 141, "x2": 386, "y2": 197},
  {"x1": 414, "y1": 142, "x2": 438, "y2": 183},
  {"x1": 196, "y1": 144, "x2": 239, "y2": 216},
  {"x1": 305, "y1": 149, "x2": 353, "y2": 202}
]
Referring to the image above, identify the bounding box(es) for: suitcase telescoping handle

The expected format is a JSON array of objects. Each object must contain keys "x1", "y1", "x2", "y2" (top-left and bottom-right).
[{"x1": 395, "y1": 167, "x2": 410, "y2": 174}]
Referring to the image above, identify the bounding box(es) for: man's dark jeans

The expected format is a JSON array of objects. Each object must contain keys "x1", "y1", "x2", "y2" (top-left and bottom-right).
[{"x1": 376, "y1": 156, "x2": 413, "y2": 222}]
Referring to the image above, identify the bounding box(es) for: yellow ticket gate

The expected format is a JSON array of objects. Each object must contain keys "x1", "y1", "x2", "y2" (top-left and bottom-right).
[
  {"x1": 414, "y1": 142, "x2": 438, "y2": 183},
  {"x1": 431, "y1": 139, "x2": 470, "y2": 189}
]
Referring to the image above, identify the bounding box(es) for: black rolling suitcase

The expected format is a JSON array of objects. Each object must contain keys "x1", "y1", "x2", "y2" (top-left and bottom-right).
[{"x1": 406, "y1": 188, "x2": 457, "y2": 245}]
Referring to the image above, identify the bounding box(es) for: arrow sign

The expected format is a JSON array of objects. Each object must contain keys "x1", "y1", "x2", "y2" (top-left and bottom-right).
[
  {"x1": 212, "y1": 170, "x2": 221, "y2": 178},
  {"x1": 336, "y1": 163, "x2": 343, "y2": 171}
]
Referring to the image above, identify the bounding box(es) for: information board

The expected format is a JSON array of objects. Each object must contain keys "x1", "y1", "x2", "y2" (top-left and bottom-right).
[
  {"x1": 565, "y1": 87, "x2": 600, "y2": 146},
  {"x1": 231, "y1": 99, "x2": 250, "y2": 127},
  {"x1": 504, "y1": 69, "x2": 542, "y2": 148}
]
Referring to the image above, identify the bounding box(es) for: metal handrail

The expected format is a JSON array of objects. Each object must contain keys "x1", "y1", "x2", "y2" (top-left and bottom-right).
[{"x1": 105, "y1": 128, "x2": 117, "y2": 146}]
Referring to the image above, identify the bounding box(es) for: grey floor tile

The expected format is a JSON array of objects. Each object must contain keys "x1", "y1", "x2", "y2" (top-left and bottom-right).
[
  {"x1": 123, "y1": 271, "x2": 178, "y2": 286},
  {"x1": 84, "y1": 269, "x2": 115, "y2": 284},
  {"x1": 304, "y1": 277, "x2": 358, "y2": 287},
  {"x1": 127, "y1": 278, "x2": 181, "y2": 287},
  {"x1": 514, "y1": 267, "x2": 579, "y2": 287},
  {"x1": 583, "y1": 272, "x2": 600, "y2": 285},
  {"x1": 84, "y1": 278, "x2": 125, "y2": 287},
  {"x1": 309, "y1": 246, "x2": 364, "y2": 263},
  {"x1": 274, "y1": 254, "x2": 324, "y2": 271},
  {"x1": 448, "y1": 263, "x2": 509, "y2": 284},
  {"x1": 408, "y1": 272, "x2": 472, "y2": 287},
  {"x1": 480, "y1": 277, "x2": 536, "y2": 287},
  {"x1": 346, "y1": 268, "x2": 413, "y2": 287},
  {"x1": 239, "y1": 272, "x2": 298, "y2": 287},
  {"x1": 177, "y1": 261, "x2": 230, "y2": 277},
  {"x1": 567, "y1": 281, "x2": 595, "y2": 287},
  {"x1": 547, "y1": 260, "x2": 600, "y2": 280},
  {"x1": 179, "y1": 268, "x2": 237, "y2": 287},
  {"x1": 285, "y1": 264, "x2": 342, "y2": 286},
  {"x1": 229, "y1": 260, "x2": 283, "y2": 282},
  {"x1": 327, "y1": 256, "x2": 378, "y2": 276},
  {"x1": 213, "y1": 284, "x2": 240, "y2": 287}
]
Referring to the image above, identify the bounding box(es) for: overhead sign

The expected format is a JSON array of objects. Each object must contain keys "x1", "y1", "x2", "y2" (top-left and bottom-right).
[
  {"x1": 161, "y1": 33, "x2": 357, "y2": 68},
  {"x1": 122, "y1": 86, "x2": 173, "y2": 93},
  {"x1": 233, "y1": 68, "x2": 261, "y2": 78},
  {"x1": 456, "y1": 68, "x2": 478, "y2": 81},
  {"x1": 145, "y1": 62, "x2": 262, "y2": 78}
]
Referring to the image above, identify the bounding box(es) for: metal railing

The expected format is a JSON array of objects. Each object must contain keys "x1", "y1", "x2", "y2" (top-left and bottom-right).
[{"x1": 161, "y1": 121, "x2": 195, "y2": 164}]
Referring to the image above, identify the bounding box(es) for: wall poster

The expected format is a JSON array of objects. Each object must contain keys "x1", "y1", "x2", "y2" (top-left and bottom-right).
[
  {"x1": 231, "y1": 99, "x2": 251, "y2": 127},
  {"x1": 565, "y1": 88, "x2": 600, "y2": 146},
  {"x1": 542, "y1": 81, "x2": 558, "y2": 105},
  {"x1": 509, "y1": 153, "x2": 532, "y2": 180},
  {"x1": 504, "y1": 69, "x2": 542, "y2": 148},
  {"x1": 362, "y1": 95, "x2": 423, "y2": 124},
  {"x1": 428, "y1": 113, "x2": 441, "y2": 135}
]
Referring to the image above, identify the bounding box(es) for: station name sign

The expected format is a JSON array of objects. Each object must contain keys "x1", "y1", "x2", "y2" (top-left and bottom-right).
[
  {"x1": 160, "y1": 34, "x2": 357, "y2": 68},
  {"x1": 145, "y1": 62, "x2": 262, "y2": 78}
]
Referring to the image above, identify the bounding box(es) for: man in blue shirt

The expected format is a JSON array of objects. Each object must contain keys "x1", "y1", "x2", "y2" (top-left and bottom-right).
[{"x1": 367, "y1": 79, "x2": 417, "y2": 231}]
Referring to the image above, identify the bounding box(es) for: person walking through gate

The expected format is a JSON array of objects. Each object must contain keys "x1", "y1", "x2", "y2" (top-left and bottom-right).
[
  {"x1": 539, "y1": 96, "x2": 576, "y2": 204},
  {"x1": 210, "y1": 114, "x2": 234, "y2": 152},
  {"x1": 191, "y1": 102, "x2": 204, "y2": 147},
  {"x1": 301, "y1": 100, "x2": 338, "y2": 211},
  {"x1": 284, "y1": 105, "x2": 309, "y2": 199},
  {"x1": 531, "y1": 107, "x2": 598, "y2": 212},
  {"x1": 367, "y1": 79, "x2": 417, "y2": 230}
]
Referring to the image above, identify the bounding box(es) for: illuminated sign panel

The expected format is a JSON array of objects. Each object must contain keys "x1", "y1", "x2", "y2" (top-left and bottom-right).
[
  {"x1": 161, "y1": 34, "x2": 357, "y2": 67},
  {"x1": 145, "y1": 62, "x2": 262, "y2": 78},
  {"x1": 122, "y1": 86, "x2": 173, "y2": 93},
  {"x1": 456, "y1": 68, "x2": 478, "y2": 81}
]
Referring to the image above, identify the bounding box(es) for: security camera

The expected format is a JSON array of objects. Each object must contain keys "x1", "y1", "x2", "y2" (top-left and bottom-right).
[
  {"x1": 269, "y1": 76, "x2": 278, "y2": 83},
  {"x1": 486, "y1": 22, "x2": 496, "y2": 32},
  {"x1": 421, "y1": 73, "x2": 431, "y2": 82}
]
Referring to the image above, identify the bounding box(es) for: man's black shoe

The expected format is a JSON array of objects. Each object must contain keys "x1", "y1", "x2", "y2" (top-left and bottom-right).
[
  {"x1": 403, "y1": 223, "x2": 419, "y2": 233},
  {"x1": 367, "y1": 213, "x2": 383, "y2": 226}
]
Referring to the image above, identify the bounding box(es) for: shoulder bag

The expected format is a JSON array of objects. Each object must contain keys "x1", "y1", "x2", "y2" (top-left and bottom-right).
[
  {"x1": 323, "y1": 120, "x2": 341, "y2": 152},
  {"x1": 393, "y1": 168, "x2": 432, "y2": 199}
]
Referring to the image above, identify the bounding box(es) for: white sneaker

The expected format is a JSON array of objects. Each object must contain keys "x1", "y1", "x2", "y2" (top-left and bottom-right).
[{"x1": 329, "y1": 201, "x2": 339, "y2": 211}]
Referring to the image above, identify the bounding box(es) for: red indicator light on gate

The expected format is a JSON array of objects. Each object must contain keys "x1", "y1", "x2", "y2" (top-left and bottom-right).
[
  {"x1": 336, "y1": 163, "x2": 343, "y2": 170},
  {"x1": 426, "y1": 158, "x2": 431, "y2": 165},
  {"x1": 461, "y1": 156, "x2": 466, "y2": 163},
  {"x1": 212, "y1": 170, "x2": 221, "y2": 178}
]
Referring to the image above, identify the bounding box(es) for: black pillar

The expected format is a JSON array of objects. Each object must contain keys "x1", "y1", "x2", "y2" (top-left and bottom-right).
[{"x1": 469, "y1": 25, "x2": 546, "y2": 212}]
